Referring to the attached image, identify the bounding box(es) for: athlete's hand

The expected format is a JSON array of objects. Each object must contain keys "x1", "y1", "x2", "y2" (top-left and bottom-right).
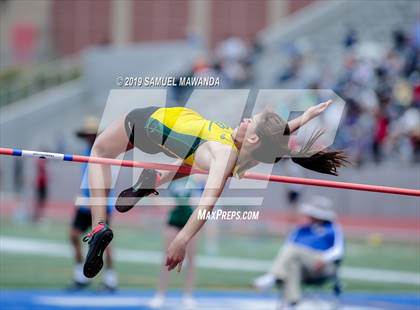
[
  {"x1": 166, "y1": 238, "x2": 187, "y2": 272},
  {"x1": 304, "y1": 100, "x2": 333, "y2": 121}
]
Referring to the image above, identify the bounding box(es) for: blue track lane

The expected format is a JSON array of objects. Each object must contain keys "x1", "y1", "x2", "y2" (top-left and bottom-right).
[{"x1": 0, "y1": 290, "x2": 418, "y2": 310}]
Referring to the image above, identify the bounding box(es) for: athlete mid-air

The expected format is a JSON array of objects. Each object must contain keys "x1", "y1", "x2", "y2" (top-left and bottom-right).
[{"x1": 82, "y1": 100, "x2": 348, "y2": 278}]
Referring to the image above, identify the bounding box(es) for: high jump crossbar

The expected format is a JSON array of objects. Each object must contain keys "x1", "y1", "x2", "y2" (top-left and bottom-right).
[{"x1": 1, "y1": 147, "x2": 419, "y2": 197}]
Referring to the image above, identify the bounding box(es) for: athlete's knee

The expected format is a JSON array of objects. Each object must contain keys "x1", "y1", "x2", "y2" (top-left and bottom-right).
[{"x1": 91, "y1": 140, "x2": 116, "y2": 158}]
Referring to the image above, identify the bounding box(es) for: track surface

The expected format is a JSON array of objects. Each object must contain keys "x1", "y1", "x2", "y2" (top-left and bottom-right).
[{"x1": 0, "y1": 290, "x2": 418, "y2": 310}]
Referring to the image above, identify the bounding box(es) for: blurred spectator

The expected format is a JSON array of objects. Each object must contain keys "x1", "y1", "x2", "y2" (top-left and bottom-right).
[
  {"x1": 215, "y1": 36, "x2": 251, "y2": 87},
  {"x1": 276, "y1": 40, "x2": 320, "y2": 89},
  {"x1": 149, "y1": 178, "x2": 200, "y2": 309},
  {"x1": 270, "y1": 23, "x2": 419, "y2": 165},
  {"x1": 13, "y1": 158, "x2": 24, "y2": 196},
  {"x1": 168, "y1": 71, "x2": 194, "y2": 107},
  {"x1": 12, "y1": 158, "x2": 28, "y2": 224},
  {"x1": 391, "y1": 29, "x2": 417, "y2": 78},
  {"x1": 253, "y1": 196, "x2": 344, "y2": 309},
  {"x1": 32, "y1": 156, "x2": 48, "y2": 222},
  {"x1": 388, "y1": 96, "x2": 420, "y2": 162},
  {"x1": 215, "y1": 36, "x2": 248, "y2": 64},
  {"x1": 277, "y1": 46, "x2": 304, "y2": 84},
  {"x1": 283, "y1": 160, "x2": 304, "y2": 225},
  {"x1": 168, "y1": 56, "x2": 227, "y2": 106},
  {"x1": 343, "y1": 28, "x2": 358, "y2": 49},
  {"x1": 410, "y1": 17, "x2": 420, "y2": 50},
  {"x1": 372, "y1": 103, "x2": 390, "y2": 164},
  {"x1": 68, "y1": 117, "x2": 117, "y2": 291}
]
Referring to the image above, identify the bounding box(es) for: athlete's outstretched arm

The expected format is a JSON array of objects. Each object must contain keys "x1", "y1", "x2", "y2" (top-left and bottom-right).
[
  {"x1": 165, "y1": 147, "x2": 236, "y2": 272},
  {"x1": 288, "y1": 99, "x2": 333, "y2": 133}
]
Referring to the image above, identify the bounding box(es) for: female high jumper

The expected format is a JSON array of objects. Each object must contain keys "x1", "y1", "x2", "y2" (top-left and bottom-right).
[{"x1": 82, "y1": 100, "x2": 348, "y2": 278}]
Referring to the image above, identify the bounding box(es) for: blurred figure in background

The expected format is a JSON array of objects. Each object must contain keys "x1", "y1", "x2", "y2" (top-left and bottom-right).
[
  {"x1": 12, "y1": 158, "x2": 27, "y2": 223},
  {"x1": 68, "y1": 117, "x2": 117, "y2": 291},
  {"x1": 343, "y1": 28, "x2": 358, "y2": 50},
  {"x1": 283, "y1": 160, "x2": 304, "y2": 225},
  {"x1": 149, "y1": 178, "x2": 200, "y2": 309},
  {"x1": 215, "y1": 36, "x2": 251, "y2": 87},
  {"x1": 168, "y1": 56, "x2": 226, "y2": 107},
  {"x1": 273, "y1": 23, "x2": 419, "y2": 165},
  {"x1": 372, "y1": 102, "x2": 390, "y2": 164},
  {"x1": 13, "y1": 158, "x2": 24, "y2": 196},
  {"x1": 387, "y1": 83, "x2": 420, "y2": 162},
  {"x1": 32, "y1": 155, "x2": 48, "y2": 222},
  {"x1": 254, "y1": 196, "x2": 344, "y2": 309}
]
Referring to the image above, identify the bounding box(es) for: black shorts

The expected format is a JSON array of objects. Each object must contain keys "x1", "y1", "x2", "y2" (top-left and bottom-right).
[
  {"x1": 167, "y1": 222, "x2": 184, "y2": 230},
  {"x1": 124, "y1": 107, "x2": 167, "y2": 155},
  {"x1": 72, "y1": 208, "x2": 111, "y2": 233}
]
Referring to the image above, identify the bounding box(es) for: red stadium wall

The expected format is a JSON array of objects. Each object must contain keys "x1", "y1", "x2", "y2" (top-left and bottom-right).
[
  {"x1": 210, "y1": 0, "x2": 267, "y2": 47},
  {"x1": 288, "y1": 0, "x2": 317, "y2": 14},
  {"x1": 132, "y1": 0, "x2": 189, "y2": 42},
  {"x1": 52, "y1": 0, "x2": 111, "y2": 55},
  {"x1": 50, "y1": 0, "x2": 316, "y2": 56}
]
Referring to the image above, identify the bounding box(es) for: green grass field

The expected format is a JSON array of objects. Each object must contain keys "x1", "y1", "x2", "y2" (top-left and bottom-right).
[{"x1": 0, "y1": 217, "x2": 419, "y2": 293}]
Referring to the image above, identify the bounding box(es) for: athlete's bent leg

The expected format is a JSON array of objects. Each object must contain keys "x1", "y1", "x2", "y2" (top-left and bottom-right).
[
  {"x1": 89, "y1": 115, "x2": 132, "y2": 223},
  {"x1": 83, "y1": 116, "x2": 132, "y2": 278},
  {"x1": 116, "y1": 159, "x2": 188, "y2": 213}
]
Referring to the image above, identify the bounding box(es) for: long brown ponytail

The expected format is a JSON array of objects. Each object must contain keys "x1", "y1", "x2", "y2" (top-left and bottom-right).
[{"x1": 290, "y1": 130, "x2": 349, "y2": 176}]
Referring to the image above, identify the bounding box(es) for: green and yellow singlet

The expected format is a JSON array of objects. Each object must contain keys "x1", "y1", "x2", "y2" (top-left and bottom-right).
[{"x1": 145, "y1": 107, "x2": 237, "y2": 166}]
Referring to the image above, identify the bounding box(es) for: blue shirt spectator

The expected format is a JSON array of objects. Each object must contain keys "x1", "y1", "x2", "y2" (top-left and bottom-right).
[{"x1": 287, "y1": 220, "x2": 344, "y2": 262}]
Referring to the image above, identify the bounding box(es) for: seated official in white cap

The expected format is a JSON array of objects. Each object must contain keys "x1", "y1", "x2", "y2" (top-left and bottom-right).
[{"x1": 254, "y1": 196, "x2": 344, "y2": 309}]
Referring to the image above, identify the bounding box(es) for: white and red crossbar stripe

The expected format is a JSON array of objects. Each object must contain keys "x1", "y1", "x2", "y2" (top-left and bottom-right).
[{"x1": 1, "y1": 147, "x2": 419, "y2": 197}]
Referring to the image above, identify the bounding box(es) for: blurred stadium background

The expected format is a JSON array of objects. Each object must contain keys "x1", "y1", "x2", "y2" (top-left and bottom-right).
[{"x1": 0, "y1": 0, "x2": 419, "y2": 309}]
